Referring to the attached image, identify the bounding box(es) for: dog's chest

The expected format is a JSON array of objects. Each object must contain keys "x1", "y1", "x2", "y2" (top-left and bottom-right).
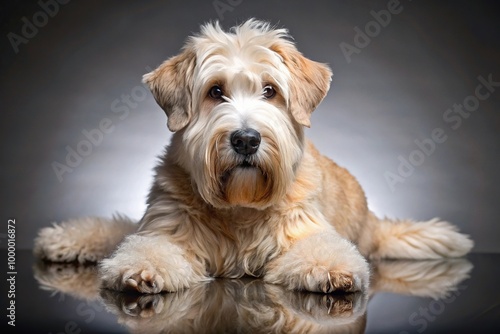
[{"x1": 206, "y1": 209, "x2": 280, "y2": 277}]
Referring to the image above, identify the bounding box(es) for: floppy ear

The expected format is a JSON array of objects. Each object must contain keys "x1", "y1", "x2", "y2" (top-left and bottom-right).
[
  {"x1": 271, "y1": 43, "x2": 332, "y2": 127},
  {"x1": 143, "y1": 49, "x2": 196, "y2": 132}
]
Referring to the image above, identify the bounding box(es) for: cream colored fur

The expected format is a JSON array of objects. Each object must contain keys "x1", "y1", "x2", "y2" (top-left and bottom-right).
[
  {"x1": 34, "y1": 19, "x2": 473, "y2": 294},
  {"x1": 34, "y1": 215, "x2": 135, "y2": 263}
]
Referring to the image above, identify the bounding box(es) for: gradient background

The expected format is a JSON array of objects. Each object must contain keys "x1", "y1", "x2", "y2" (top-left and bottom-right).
[{"x1": 1, "y1": 0, "x2": 499, "y2": 253}]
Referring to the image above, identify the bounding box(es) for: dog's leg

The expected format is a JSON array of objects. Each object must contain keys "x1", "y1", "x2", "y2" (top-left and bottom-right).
[
  {"x1": 263, "y1": 231, "x2": 370, "y2": 293},
  {"x1": 34, "y1": 216, "x2": 136, "y2": 263},
  {"x1": 99, "y1": 234, "x2": 209, "y2": 293}
]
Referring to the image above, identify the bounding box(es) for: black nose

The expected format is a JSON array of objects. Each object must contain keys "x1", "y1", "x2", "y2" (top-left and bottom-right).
[{"x1": 230, "y1": 129, "x2": 261, "y2": 155}]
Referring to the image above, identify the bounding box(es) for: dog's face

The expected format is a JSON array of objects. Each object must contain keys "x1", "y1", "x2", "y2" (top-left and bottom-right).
[{"x1": 144, "y1": 20, "x2": 332, "y2": 209}]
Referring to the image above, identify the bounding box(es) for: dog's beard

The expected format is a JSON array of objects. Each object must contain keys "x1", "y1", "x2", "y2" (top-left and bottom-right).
[
  {"x1": 199, "y1": 132, "x2": 295, "y2": 210},
  {"x1": 223, "y1": 164, "x2": 269, "y2": 206},
  {"x1": 217, "y1": 151, "x2": 281, "y2": 207}
]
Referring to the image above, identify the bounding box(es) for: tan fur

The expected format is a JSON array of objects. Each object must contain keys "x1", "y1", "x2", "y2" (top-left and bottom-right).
[
  {"x1": 34, "y1": 19, "x2": 473, "y2": 295},
  {"x1": 270, "y1": 42, "x2": 332, "y2": 127},
  {"x1": 33, "y1": 216, "x2": 136, "y2": 263},
  {"x1": 142, "y1": 49, "x2": 196, "y2": 131}
]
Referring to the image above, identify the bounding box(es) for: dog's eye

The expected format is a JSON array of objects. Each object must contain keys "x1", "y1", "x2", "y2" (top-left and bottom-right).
[
  {"x1": 262, "y1": 85, "x2": 276, "y2": 99},
  {"x1": 209, "y1": 85, "x2": 224, "y2": 100}
]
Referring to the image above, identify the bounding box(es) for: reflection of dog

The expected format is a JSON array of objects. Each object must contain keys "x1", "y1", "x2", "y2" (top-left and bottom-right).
[
  {"x1": 100, "y1": 280, "x2": 368, "y2": 334},
  {"x1": 33, "y1": 259, "x2": 473, "y2": 334},
  {"x1": 34, "y1": 19, "x2": 473, "y2": 294}
]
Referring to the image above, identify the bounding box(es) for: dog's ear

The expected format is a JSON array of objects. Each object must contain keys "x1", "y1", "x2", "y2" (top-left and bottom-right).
[
  {"x1": 143, "y1": 49, "x2": 196, "y2": 132},
  {"x1": 271, "y1": 43, "x2": 332, "y2": 127}
]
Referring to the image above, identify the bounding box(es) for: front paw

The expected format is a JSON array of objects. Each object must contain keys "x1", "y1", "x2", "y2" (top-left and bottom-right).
[
  {"x1": 306, "y1": 268, "x2": 359, "y2": 293},
  {"x1": 264, "y1": 232, "x2": 370, "y2": 293},
  {"x1": 98, "y1": 235, "x2": 208, "y2": 294},
  {"x1": 99, "y1": 258, "x2": 166, "y2": 294}
]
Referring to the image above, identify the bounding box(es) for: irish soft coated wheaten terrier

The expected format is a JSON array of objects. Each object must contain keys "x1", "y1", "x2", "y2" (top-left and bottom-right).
[{"x1": 34, "y1": 19, "x2": 473, "y2": 294}]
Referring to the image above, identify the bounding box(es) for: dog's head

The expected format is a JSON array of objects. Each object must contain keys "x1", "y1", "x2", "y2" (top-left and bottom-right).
[{"x1": 144, "y1": 19, "x2": 332, "y2": 209}]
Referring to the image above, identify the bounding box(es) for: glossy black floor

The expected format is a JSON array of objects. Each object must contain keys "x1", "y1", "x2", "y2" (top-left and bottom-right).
[{"x1": 1, "y1": 250, "x2": 498, "y2": 333}]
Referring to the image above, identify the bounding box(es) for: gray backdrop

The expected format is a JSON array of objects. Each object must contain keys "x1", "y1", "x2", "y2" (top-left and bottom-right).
[{"x1": 1, "y1": 0, "x2": 499, "y2": 252}]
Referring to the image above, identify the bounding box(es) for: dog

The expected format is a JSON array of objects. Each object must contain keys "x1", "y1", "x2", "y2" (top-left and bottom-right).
[{"x1": 34, "y1": 19, "x2": 473, "y2": 294}]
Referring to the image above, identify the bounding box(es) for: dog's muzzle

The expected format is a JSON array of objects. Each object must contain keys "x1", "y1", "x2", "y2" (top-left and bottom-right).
[{"x1": 230, "y1": 128, "x2": 261, "y2": 156}]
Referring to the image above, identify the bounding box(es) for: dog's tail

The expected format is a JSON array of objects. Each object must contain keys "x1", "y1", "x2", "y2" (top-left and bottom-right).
[
  {"x1": 360, "y1": 213, "x2": 474, "y2": 260},
  {"x1": 34, "y1": 215, "x2": 137, "y2": 263}
]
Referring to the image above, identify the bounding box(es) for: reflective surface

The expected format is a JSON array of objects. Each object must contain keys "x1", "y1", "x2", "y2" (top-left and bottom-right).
[
  {"x1": 1, "y1": 0, "x2": 499, "y2": 252},
  {"x1": 2, "y1": 250, "x2": 499, "y2": 333}
]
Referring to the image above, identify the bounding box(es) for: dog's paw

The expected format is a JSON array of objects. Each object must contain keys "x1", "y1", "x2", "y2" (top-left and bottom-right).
[
  {"x1": 121, "y1": 268, "x2": 165, "y2": 294},
  {"x1": 99, "y1": 235, "x2": 208, "y2": 294},
  {"x1": 100, "y1": 256, "x2": 173, "y2": 294},
  {"x1": 100, "y1": 255, "x2": 174, "y2": 294},
  {"x1": 291, "y1": 266, "x2": 366, "y2": 293},
  {"x1": 307, "y1": 268, "x2": 357, "y2": 293},
  {"x1": 264, "y1": 232, "x2": 370, "y2": 293}
]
